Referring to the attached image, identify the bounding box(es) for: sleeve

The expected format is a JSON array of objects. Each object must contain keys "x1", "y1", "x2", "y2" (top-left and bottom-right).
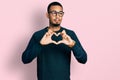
[
  {"x1": 22, "y1": 33, "x2": 41, "y2": 64},
  {"x1": 71, "y1": 31, "x2": 87, "y2": 64}
]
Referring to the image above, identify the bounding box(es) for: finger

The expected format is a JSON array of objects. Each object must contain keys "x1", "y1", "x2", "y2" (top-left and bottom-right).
[
  {"x1": 48, "y1": 28, "x2": 52, "y2": 32},
  {"x1": 53, "y1": 33, "x2": 57, "y2": 36},
  {"x1": 54, "y1": 32, "x2": 61, "y2": 36},
  {"x1": 46, "y1": 31, "x2": 54, "y2": 37},
  {"x1": 48, "y1": 30, "x2": 55, "y2": 37},
  {"x1": 57, "y1": 40, "x2": 64, "y2": 44},
  {"x1": 61, "y1": 30, "x2": 68, "y2": 38},
  {"x1": 66, "y1": 35, "x2": 73, "y2": 41},
  {"x1": 61, "y1": 30, "x2": 64, "y2": 36},
  {"x1": 45, "y1": 32, "x2": 50, "y2": 36},
  {"x1": 49, "y1": 32, "x2": 55, "y2": 37},
  {"x1": 51, "y1": 40, "x2": 57, "y2": 44},
  {"x1": 61, "y1": 30, "x2": 66, "y2": 35},
  {"x1": 64, "y1": 36, "x2": 69, "y2": 40},
  {"x1": 48, "y1": 28, "x2": 54, "y2": 34}
]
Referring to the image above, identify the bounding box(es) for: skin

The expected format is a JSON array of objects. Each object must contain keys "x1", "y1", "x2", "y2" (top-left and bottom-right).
[
  {"x1": 40, "y1": 5, "x2": 75, "y2": 47},
  {"x1": 46, "y1": 5, "x2": 63, "y2": 31}
]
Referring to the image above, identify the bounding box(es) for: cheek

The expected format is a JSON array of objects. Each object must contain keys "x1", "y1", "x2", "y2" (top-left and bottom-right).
[
  {"x1": 60, "y1": 17, "x2": 63, "y2": 20},
  {"x1": 59, "y1": 18, "x2": 63, "y2": 22},
  {"x1": 49, "y1": 16, "x2": 55, "y2": 20},
  {"x1": 49, "y1": 16, "x2": 63, "y2": 22}
]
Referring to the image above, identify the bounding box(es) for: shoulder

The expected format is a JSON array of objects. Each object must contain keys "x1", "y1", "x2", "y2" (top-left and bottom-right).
[
  {"x1": 32, "y1": 27, "x2": 47, "y2": 40},
  {"x1": 33, "y1": 27, "x2": 47, "y2": 36}
]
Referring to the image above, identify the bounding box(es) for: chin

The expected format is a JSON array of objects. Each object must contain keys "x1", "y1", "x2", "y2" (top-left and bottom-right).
[{"x1": 52, "y1": 24, "x2": 60, "y2": 27}]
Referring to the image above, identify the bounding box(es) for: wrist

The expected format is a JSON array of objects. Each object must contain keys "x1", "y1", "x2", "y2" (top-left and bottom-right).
[{"x1": 69, "y1": 40, "x2": 76, "y2": 48}]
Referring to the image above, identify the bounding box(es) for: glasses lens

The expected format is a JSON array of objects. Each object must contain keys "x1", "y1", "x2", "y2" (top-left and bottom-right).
[
  {"x1": 58, "y1": 12, "x2": 64, "y2": 17},
  {"x1": 49, "y1": 11, "x2": 64, "y2": 17}
]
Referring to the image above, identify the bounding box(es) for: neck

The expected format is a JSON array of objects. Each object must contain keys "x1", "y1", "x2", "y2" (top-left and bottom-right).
[{"x1": 49, "y1": 26, "x2": 61, "y2": 32}]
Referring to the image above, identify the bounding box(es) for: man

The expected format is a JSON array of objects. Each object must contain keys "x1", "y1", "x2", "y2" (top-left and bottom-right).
[{"x1": 22, "y1": 1, "x2": 87, "y2": 80}]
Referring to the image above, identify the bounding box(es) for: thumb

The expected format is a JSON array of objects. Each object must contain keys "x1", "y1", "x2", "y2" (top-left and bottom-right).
[
  {"x1": 51, "y1": 40, "x2": 57, "y2": 44},
  {"x1": 57, "y1": 40, "x2": 64, "y2": 44}
]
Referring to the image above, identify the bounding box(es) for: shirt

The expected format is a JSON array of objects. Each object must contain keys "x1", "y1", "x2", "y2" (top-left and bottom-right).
[{"x1": 22, "y1": 26, "x2": 87, "y2": 80}]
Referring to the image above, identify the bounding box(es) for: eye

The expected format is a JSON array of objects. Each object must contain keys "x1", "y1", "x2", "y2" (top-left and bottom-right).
[
  {"x1": 51, "y1": 11, "x2": 56, "y2": 14},
  {"x1": 49, "y1": 11, "x2": 64, "y2": 17},
  {"x1": 59, "y1": 12, "x2": 64, "y2": 15}
]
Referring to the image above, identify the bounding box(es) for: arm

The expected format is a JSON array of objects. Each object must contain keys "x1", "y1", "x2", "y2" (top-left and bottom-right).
[
  {"x1": 71, "y1": 31, "x2": 87, "y2": 64},
  {"x1": 22, "y1": 33, "x2": 41, "y2": 64}
]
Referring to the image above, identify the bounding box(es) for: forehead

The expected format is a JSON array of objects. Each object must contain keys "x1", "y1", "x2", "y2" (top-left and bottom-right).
[{"x1": 49, "y1": 5, "x2": 63, "y2": 11}]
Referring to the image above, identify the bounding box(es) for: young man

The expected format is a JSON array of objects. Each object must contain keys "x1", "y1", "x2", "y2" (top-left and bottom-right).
[{"x1": 22, "y1": 1, "x2": 87, "y2": 80}]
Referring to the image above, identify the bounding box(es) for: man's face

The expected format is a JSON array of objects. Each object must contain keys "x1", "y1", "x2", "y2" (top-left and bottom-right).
[{"x1": 48, "y1": 5, "x2": 64, "y2": 27}]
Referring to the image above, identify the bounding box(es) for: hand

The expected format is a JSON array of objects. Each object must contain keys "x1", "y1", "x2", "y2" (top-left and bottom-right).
[
  {"x1": 57, "y1": 30, "x2": 75, "y2": 47},
  {"x1": 40, "y1": 29, "x2": 75, "y2": 47},
  {"x1": 40, "y1": 29, "x2": 57, "y2": 45}
]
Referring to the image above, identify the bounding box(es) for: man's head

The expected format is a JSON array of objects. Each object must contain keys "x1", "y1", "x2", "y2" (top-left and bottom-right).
[{"x1": 46, "y1": 2, "x2": 64, "y2": 27}]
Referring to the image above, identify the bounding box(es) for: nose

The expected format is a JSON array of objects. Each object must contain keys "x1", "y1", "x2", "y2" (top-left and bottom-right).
[{"x1": 56, "y1": 13, "x2": 60, "y2": 18}]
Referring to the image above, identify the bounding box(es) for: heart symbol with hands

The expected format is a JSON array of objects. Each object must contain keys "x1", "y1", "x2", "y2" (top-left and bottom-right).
[{"x1": 40, "y1": 29, "x2": 75, "y2": 47}]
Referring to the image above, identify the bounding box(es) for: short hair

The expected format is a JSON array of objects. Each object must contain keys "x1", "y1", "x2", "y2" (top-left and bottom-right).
[{"x1": 47, "y1": 2, "x2": 63, "y2": 13}]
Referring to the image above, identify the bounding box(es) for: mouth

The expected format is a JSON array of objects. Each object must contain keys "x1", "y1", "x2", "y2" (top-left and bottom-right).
[
  {"x1": 54, "y1": 18, "x2": 60, "y2": 21},
  {"x1": 50, "y1": 19, "x2": 61, "y2": 27}
]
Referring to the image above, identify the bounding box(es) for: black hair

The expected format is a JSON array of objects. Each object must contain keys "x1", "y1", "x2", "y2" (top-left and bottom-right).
[{"x1": 47, "y1": 2, "x2": 63, "y2": 13}]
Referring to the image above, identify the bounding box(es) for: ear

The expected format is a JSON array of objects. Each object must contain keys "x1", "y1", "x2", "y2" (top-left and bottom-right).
[{"x1": 46, "y1": 12, "x2": 49, "y2": 19}]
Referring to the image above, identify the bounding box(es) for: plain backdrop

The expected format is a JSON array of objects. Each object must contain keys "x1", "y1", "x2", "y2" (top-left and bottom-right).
[{"x1": 0, "y1": 0, "x2": 120, "y2": 80}]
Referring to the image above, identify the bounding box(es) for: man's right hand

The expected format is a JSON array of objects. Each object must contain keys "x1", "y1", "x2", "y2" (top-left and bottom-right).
[{"x1": 40, "y1": 29, "x2": 57, "y2": 45}]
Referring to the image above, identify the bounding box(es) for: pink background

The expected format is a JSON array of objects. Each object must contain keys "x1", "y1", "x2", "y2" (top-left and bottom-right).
[{"x1": 0, "y1": 0, "x2": 120, "y2": 80}]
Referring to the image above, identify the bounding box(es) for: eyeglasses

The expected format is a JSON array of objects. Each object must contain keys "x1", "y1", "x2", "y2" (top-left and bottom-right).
[{"x1": 48, "y1": 11, "x2": 64, "y2": 17}]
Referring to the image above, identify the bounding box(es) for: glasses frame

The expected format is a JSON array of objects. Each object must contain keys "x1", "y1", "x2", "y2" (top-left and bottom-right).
[{"x1": 48, "y1": 11, "x2": 64, "y2": 17}]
